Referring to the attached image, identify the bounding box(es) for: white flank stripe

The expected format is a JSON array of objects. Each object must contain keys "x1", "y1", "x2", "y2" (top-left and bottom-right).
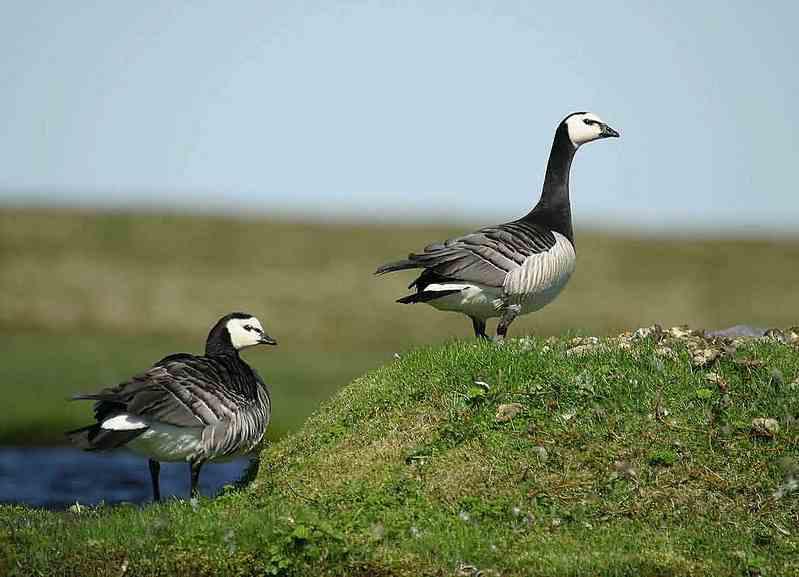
[
  {"x1": 101, "y1": 414, "x2": 148, "y2": 430},
  {"x1": 426, "y1": 283, "x2": 470, "y2": 292}
]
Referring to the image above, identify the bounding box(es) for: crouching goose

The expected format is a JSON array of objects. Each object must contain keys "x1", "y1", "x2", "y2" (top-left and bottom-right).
[
  {"x1": 66, "y1": 312, "x2": 276, "y2": 501},
  {"x1": 376, "y1": 112, "x2": 619, "y2": 340}
]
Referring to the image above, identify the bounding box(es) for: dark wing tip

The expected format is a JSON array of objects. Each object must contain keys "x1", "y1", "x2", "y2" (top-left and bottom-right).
[{"x1": 375, "y1": 259, "x2": 417, "y2": 275}]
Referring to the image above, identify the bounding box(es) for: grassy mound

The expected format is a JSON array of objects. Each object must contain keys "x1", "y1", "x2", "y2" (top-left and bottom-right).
[{"x1": 3, "y1": 330, "x2": 799, "y2": 576}]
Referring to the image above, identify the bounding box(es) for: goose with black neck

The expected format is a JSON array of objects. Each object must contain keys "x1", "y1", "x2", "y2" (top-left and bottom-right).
[
  {"x1": 66, "y1": 312, "x2": 277, "y2": 501},
  {"x1": 376, "y1": 112, "x2": 619, "y2": 340}
]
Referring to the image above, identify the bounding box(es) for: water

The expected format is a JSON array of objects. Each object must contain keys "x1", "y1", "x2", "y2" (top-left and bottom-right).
[{"x1": 0, "y1": 447, "x2": 249, "y2": 509}]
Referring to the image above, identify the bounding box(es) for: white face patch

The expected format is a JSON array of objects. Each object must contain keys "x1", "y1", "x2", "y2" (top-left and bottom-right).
[
  {"x1": 565, "y1": 112, "x2": 607, "y2": 147},
  {"x1": 226, "y1": 316, "x2": 266, "y2": 350}
]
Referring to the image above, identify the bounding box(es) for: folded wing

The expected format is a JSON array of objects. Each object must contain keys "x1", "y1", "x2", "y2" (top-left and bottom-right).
[
  {"x1": 377, "y1": 220, "x2": 558, "y2": 289},
  {"x1": 76, "y1": 355, "x2": 241, "y2": 429}
]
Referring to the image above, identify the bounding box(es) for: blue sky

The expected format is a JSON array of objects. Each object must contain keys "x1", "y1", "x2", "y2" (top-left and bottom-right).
[{"x1": 1, "y1": 1, "x2": 797, "y2": 234}]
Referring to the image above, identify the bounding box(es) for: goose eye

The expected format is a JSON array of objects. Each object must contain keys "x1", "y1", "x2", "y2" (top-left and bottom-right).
[
  {"x1": 583, "y1": 118, "x2": 591, "y2": 125},
  {"x1": 244, "y1": 324, "x2": 253, "y2": 331}
]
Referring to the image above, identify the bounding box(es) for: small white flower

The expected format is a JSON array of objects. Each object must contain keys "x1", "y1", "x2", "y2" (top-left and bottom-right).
[
  {"x1": 560, "y1": 411, "x2": 576, "y2": 422},
  {"x1": 224, "y1": 529, "x2": 236, "y2": 554},
  {"x1": 774, "y1": 475, "x2": 799, "y2": 499},
  {"x1": 369, "y1": 522, "x2": 385, "y2": 540}
]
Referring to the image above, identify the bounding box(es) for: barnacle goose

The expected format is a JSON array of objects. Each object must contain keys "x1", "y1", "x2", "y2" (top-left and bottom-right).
[
  {"x1": 66, "y1": 312, "x2": 277, "y2": 501},
  {"x1": 376, "y1": 112, "x2": 619, "y2": 340}
]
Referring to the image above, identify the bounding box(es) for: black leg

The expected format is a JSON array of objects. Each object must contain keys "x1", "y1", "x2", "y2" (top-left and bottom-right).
[
  {"x1": 471, "y1": 317, "x2": 488, "y2": 339},
  {"x1": 495, "y1": 304, "x2": 521, "y2": 342},
  {"x1": 148, "y1": 459, "x2": 161, "y2": 502},
  {"x1": 189, "y1": 460, "x2": 204, "y2": 498}
]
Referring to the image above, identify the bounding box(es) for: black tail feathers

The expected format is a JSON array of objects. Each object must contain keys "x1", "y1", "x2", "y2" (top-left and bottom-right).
[
  {"x1": 397, "y1": 289, "x2": 461, "y2": 304},
  {"x1": 65, "y1": 423, "x2": 144, "y2": 451}
]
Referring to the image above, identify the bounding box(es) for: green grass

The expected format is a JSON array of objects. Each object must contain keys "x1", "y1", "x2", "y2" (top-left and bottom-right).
[
  {"x1": 2, "y1": 207, "x2": 799, "y2": 445},
  {"x1": 3, "y1": 331, "x2": 798, "y2": 576}
]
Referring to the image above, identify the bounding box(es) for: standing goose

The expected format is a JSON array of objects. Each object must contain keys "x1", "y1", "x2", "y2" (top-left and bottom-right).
[
  {"x1": 376, "y1": 112, "x2": 619, "y2": 340},
  {"x1": 66, "y1": 312, "x2": 276, "y2": 501}
]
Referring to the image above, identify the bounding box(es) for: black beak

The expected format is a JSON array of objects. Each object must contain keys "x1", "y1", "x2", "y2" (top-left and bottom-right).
[
  {"x1": 259, "y1": 333, "x2": 278, "y2": 346},
  {"x1": 600, "y1": 123, "x2": 620, "y2": 138}
]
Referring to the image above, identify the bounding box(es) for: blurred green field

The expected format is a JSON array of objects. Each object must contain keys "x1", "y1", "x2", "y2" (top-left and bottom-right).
[
  {"x1": 0, "y1": 334, "x2": 380, "y2": 445},
  {"x1": 1, "y1": 207, "x2": 798, "y2": 445}
]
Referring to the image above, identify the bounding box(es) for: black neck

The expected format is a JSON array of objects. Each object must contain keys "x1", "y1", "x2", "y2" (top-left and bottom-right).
[
  {"x1": 205, "y1": 323, "x2": 239, "y2": 357},
  {"x1": 523, "y1": 123, "x2": 576, "y2": 242},
  {"x1": 205, "y1": 340, "x2": 240, "y2": 357}
]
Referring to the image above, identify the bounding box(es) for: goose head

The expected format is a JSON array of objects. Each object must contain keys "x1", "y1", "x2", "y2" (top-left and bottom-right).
[
  {"x1": 224, "y1": 313, "x2": 277, "y2": 350},
  {"x1": 207, "y1": 312, "x2": 278, "y2": 354},
  {"x1": 563, "y1": 112, "x2": 619, "y2": 148}
]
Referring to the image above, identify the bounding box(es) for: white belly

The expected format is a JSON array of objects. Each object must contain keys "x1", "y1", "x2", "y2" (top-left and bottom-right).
[
  {"x1": 427, "y1": 283, "x2": 503, "y2": 320},
  {"x1": 126, "y1": 423, "x2": 205, "y2": 463},
  {"x1": 517, "y1": 273, "x2": 572, "y2": 314}
]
